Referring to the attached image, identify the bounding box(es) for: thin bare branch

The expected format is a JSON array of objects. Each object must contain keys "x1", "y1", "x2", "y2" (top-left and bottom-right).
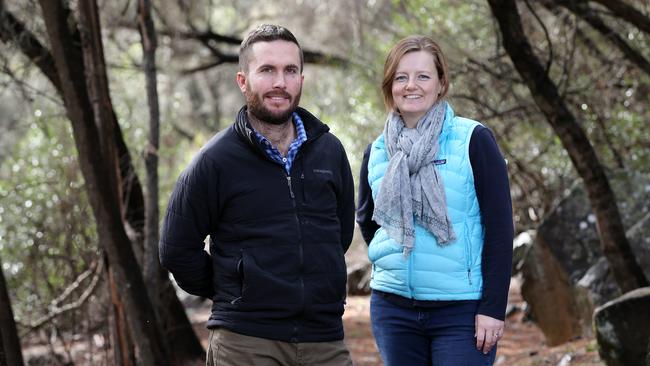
[
  {"x1": 588, "y1": 0, "x2": 650, "y2": 35},
  {"x1": 19, "y1": 259, "x2": 103, "y2": 335},
  {"x1": 551, "y1": 0, "x2": 650, "y2": 75}
]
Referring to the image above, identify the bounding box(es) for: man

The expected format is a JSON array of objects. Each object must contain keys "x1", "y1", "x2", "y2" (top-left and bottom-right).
[{"x1": 159, "y1": 24, "x2": 355, "y2": 366}]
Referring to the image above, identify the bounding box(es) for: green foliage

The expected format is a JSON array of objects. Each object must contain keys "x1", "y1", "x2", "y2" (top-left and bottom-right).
[
  {"x1": 1, "y1": 0, "x2": 649, "y2": 330},
  {"x1": 353, "y1": 0, "x2": 650, "y2": 231},
  {"x1": 0, "y1": 113, "x2": 98, "y2": 322}
]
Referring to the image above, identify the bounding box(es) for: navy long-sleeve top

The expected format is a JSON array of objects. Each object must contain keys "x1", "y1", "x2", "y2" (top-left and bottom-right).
[{"x1": 356, "y1": 125, "x2": 514, "y2": 320}]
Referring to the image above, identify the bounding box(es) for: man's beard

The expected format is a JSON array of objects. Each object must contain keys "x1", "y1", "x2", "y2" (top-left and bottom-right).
[{"x1": 245, "y1": 88, "x2": 301, "y2": 125}]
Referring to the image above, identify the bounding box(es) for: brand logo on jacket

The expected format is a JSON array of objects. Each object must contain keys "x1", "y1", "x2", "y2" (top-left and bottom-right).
[{"x1": 313, "y1": 169, "x2": 333, "y2": 175}]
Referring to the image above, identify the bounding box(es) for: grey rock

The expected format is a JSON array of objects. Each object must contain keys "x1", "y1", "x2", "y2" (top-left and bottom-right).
[
  {"x1": 594, "y1": 287, "x2": 650, "y2": 366},
  {"x1": 576, "y1": 257, "x2": 621, "y2": 308},
  {"x1": 347, "y1": 262, "x2": 371, "y2": 296},
  {"x1": 521, "y1": 236, "x2": 584, "y2": 346},
  {"x1": 521, "y1": 170, "x2": 650, "y2": 346}
]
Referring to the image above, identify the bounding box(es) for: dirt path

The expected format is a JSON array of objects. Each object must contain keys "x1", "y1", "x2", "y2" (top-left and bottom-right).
[
  {"x1": 187, "y1": 239, "x2": 604, "y2": 365},
  {"x1": 21, "y1": 275, "x2": 603, "y2": 365},
  {"x1": 341, "y1": 276, "x2": 604, "y2": 366}
]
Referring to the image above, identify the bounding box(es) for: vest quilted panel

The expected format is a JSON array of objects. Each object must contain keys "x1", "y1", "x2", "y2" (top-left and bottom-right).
[{"x1": 367, "y1": 106, "x2": 485, "y2": 300}]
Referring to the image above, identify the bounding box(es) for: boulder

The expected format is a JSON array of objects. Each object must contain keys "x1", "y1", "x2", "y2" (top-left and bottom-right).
[
  {"x1": 576, "y1": 257, "x2": 621, "y2": 307},
  {"x1": 345, "y1": 228, "x2": 372, "y2": 296},
  {"x1": 569, "y1": 258, "x2": 621, "y2": 340},
  {"x1": 626, "y1": 211, "x2": 650, "y2": 281},
  {"x1": 347, "y1": 262, "x2": 371, "y2": 296},
  {"x1": 521, "y1": 170, "x2": 650, "y2": 345},
  {"x1": 594, "y1": 287, "x2": 650, "y2": 366},
  {"x1": 520, "y1": 235, "x2": 584, "y2": 345},
  {"x1": 512, "y1": 230, "x2": 534, "y2": 275},
  {"x1": 535, "y1": 185, "x2": 601, "y2": 283},
  {"x1": 536, "y1": 171, "x2": 650, "y2": 284}
]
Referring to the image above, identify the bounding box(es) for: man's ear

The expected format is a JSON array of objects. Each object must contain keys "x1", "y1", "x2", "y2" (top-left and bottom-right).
[{"x1": 236, "y1": 71, "x2": 247, "y2": 93}]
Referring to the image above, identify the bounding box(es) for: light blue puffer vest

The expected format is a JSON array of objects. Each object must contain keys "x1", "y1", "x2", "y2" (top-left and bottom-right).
[{"x1": 367, "y1": 104, "x2": 484, "y2": 300}]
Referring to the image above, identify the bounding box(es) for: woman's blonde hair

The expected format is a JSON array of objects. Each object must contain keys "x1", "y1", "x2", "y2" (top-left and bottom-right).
[{"x1": 381, "y1": 35, "x2": 450, "y2": 111}]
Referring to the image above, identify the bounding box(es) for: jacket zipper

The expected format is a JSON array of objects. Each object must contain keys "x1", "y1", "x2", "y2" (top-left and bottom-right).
[
  {"x1": 285, "y1": 171, "x2": 304, "y2": 342},
  {"x1": 287, "y1": 176, "x2": 295, "y2": 199}
]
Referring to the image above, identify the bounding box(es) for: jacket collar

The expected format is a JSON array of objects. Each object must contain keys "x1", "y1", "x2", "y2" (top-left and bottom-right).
[{"x1": 234, "y1": 105, "x2": 330, "y2": 150}]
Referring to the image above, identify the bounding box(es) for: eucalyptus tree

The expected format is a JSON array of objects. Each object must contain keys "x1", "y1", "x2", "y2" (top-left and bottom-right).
[
  {"x1": 1, "y1": 0, "x2": 363, "y2": 361},
  {"x1": 0, "y1": 0, "x2": 180, "y2": 363},
  {"x1": 486, "y1": 0, "x2": 649, "y2": 291},
  {"x1": 338, "y1": 0, "x2": 572, "y2": 230}
]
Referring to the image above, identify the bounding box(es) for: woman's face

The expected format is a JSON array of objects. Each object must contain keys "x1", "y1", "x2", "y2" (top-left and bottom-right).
[{"x1": 391, "y1": 51, "x2": 442, "y2": 128}]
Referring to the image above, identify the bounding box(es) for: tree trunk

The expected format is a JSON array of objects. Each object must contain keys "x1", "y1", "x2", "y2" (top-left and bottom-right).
[
  {"x1": 138, "y1": 0, "x2": 161, "y2": 306},
  {"x1": 37, "y1": 1, "x2": 169, "y2": 364},
  {"x1": 0, "y1": 4, "x2": 204, "y2": 363},
  {"x1": 108, "y1": 262, "x2": 136, "y2": 366},
  {"x1": 0, "y1": 256, "x2": 25, "y2": 366},
  {"x1": 138, "y1": 1, "x2": 205, "y2": 363},
  {"x1": 486, "y1": 0, "x2": 648, "y2": 293}
]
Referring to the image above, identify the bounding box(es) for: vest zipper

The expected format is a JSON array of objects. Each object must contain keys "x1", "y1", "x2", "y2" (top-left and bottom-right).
[
  {"x1": 407, "y1": 248, "x2": 415, "y2": 297},
  {"x1": 464, "y1": 223, "x2": 473, "y2": 287}
]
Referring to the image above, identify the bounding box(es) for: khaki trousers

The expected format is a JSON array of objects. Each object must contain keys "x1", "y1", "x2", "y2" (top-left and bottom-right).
[{"x1": 206, "y1": 328, "x2": 353, "y2": 366}]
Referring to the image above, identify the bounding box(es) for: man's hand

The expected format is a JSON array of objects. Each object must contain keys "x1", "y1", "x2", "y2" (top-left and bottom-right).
[{"x1": 475, "y1": 314, "x2": 504, "y2": 354}]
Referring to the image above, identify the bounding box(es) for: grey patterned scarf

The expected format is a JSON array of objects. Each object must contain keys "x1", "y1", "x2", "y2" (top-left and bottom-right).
[{"x1": 372, "y1": 101, "x2": 456, "y2": 256}]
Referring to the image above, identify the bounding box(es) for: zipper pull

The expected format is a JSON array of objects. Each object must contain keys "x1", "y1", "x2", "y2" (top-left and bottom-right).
[
  {"x1": 287, "y1": 176, "x2": 295, "y2": 199},
  {"x1": 467, "y1": 269, "x2": 472, "y2": 286}
]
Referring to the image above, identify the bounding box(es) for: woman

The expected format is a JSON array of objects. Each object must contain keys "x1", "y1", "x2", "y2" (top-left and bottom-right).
[{"x1": 356, "y1": 35, "x2": 514, "y2": 365}]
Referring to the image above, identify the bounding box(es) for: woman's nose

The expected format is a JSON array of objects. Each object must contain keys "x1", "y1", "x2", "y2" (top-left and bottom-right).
[{"x1": 405, "y1": 77, "x2": 417, "y2": 90}]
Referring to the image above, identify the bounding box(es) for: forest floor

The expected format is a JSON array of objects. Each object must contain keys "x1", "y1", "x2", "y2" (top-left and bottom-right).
[
  {"x1": 20, "y1": 275, "x2": 604, "y2": 365},
  {"x1": 19, "y1": 237, "x2": 604, "y2": 365},
  {"x1": 190, "y1": 275, "x2": 604, "y2": 366},
  {"x1": 340, "y1": 277, "x2": 603, "y2": 366}
]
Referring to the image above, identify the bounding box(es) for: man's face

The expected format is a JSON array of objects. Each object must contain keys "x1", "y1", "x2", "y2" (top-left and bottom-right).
[{"x1": 237, "y1": 40, "x2": 304, "y2": 125}]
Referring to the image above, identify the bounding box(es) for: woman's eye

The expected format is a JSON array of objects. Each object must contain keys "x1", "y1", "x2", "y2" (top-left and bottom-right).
[
  {"x1": 418, "y1": 74, "x2": 431, "y2": 80},
  {"x1": 394, "y1": 75, "x2": 407, "y2": 82}
]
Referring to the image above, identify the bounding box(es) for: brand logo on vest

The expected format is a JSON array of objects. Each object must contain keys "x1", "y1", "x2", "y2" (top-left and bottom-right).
[{"x1": 434, "y1": 159, "x2": 447, "y2": 165}]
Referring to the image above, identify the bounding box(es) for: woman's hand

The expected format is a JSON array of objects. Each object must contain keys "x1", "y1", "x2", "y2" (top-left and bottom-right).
[{"x1": 475, "y1": 314, "x2": 504, "y2": 354}]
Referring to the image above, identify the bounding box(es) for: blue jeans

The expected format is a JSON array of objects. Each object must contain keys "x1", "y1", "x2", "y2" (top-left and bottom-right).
[{"x1": 370, "y1": 291, "x2": 496, "y2": 366}]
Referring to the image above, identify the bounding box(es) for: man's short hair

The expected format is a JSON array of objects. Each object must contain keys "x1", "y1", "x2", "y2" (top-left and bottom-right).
[{"x1": 238, "y1": 24, "x2": 304, "y2": 73}]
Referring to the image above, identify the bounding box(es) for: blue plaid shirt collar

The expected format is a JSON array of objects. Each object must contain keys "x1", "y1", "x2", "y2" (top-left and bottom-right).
[{"x1": 251, "y1": 112, "x2": 307, "y2": 174}]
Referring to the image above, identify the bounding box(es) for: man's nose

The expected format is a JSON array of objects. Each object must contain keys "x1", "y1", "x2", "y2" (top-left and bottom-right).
[{"x1": 272, "y1": 73, "x2": 287, "y2": 88}]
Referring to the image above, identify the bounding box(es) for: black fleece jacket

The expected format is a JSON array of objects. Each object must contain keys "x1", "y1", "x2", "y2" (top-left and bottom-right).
[{"x1": 160, "y1": 106, "x2": 355, "y2": 342}]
